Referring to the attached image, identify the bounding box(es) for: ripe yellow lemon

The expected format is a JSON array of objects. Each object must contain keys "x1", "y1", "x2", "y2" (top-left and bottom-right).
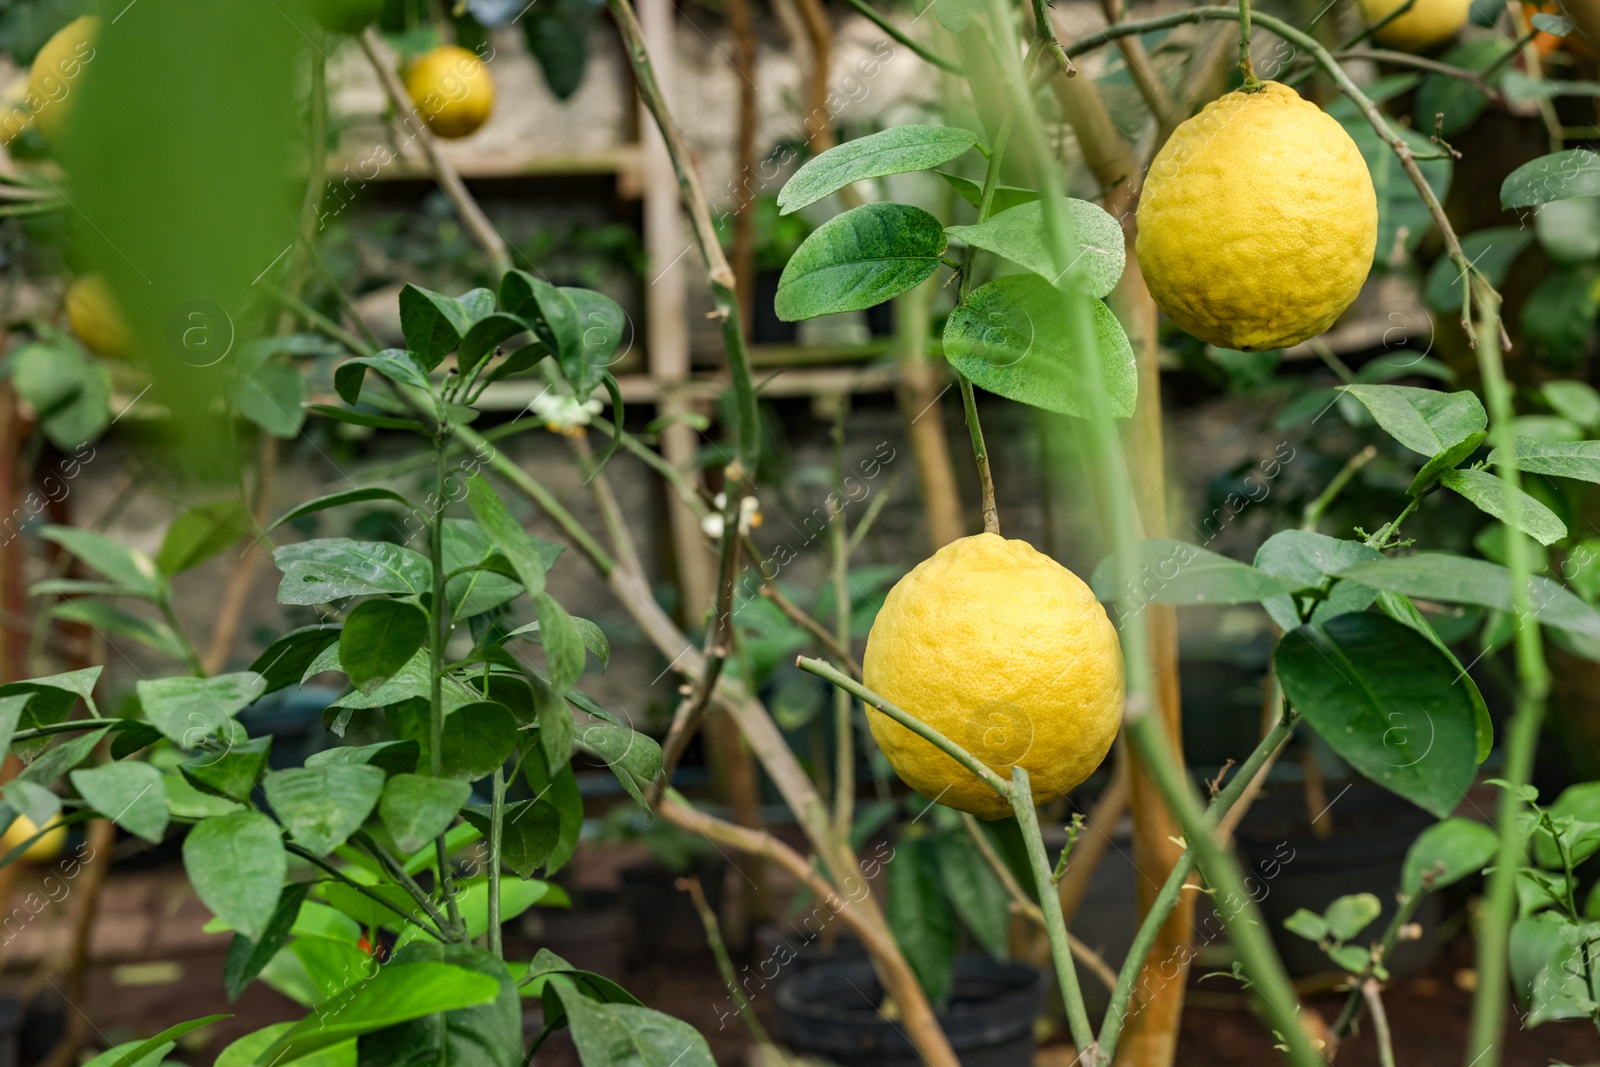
[
  {"x1": 66, "y1": 275, "x2": 133, "y2": 359},
  {"x1": 405, "y1": 46, "x2": 494, "y2": 140},
  {"x1": 27, "y1": 16, "x2": 97, "y2": 143},
  {"x1": 2, "y1": 813, "x2": 67, "y2": 864},
  {"x1": 862, "y1": 533, "x2": 1124, "y2": 819},
  {"x1": 0, "y1": 77, "x2": 32, "y2": 145},
  {"x1": 1136, "y1": 81, "x2": 1377, "y2": 352},
  {"x1": 1356, "y1": 0, "x2": 1470, "y2": 51}
]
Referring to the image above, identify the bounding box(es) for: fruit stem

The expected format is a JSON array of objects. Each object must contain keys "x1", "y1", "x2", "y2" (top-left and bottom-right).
[
  {"x1": 959, "y1": 376, "x2": 1001, "y2": 536},
  {"x1": 1237, "y1": 0, "x2": 1260, "y2": 89}
]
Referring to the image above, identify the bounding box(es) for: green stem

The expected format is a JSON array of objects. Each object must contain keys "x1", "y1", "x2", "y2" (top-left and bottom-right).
[
  {"x1": 1365, "y1": 496, "x2": 1419, "y2": 550},
  {"x1": 1011, "y1": 767, "x2": 1097, "y2": 1057},
  {"x1": 8, "y1": 718, "x2": 127, "y2": 743},
  {"x1": 960, "y1": 376, "x2": 1000, "y2": 536},
  {"x1": 451, "y1": 424, "x2": 616, "y2": 575},
  {"x1": 487, "y1": 766, "x2": 504, "y2": 956},
  {"x1": 1301, "y1": 445, "x2": 1376, "y2": 531},
  {"x1": 1123, "y1": 712, "x2": 1322, "y2": 1066},
  {"x1": 1332, "y1": 891, "x2": 1423, "y2": 1036},
  {"x1": 1238, "y1": 0, "x2": 1259, "y2": 89},
  {"x1": 830, "y1": 402, "x2": 854, "y2": 841},
  {"x1": 1096, "y1": 710, "x2": 1298, "y2": 1060},
  {"x1": 840, "y1": 0, "x2": 960, "y2": 71},
  {"x1": 795, "y1": 657, "x2": 1010, "y2": 798},
  {"x1": 354, "y1": 831, "x2": 454, "y2": 936},
  {"x1": 289, "y1": 843, "x2": 449, "y2": 942},
  {"x1": 264, "y1": 282, "x2": 374, "y2": 358},
  {"x1": 429, "y1": 433, "x2": 463, "y2": 936},
  {"x1": 682, "y1": 874, "x2": 775, "y2": 1045},
  {"x1": 158, "y1": 595, "x2": 206, "y2": 677},
  {"x1": 1465, "y1": 283, "x2": 1549, "y2": 1067}
]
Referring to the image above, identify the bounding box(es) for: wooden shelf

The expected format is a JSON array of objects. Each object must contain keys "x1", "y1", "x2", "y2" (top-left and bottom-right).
[{"x1": 328, "y1": 144, "x2": 643, "y2": 192}]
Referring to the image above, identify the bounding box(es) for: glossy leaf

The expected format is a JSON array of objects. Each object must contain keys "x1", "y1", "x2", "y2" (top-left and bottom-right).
[
  {"x1": 560, "y1": 287, "x2": 627, "y2": 395},
  {"x1": 263, "y1": 764, "x2": 385, "y2": 856},
  {"x1": 1409, "y1": 430, "x2": 1486, "y2": 496},
  {"x1": 305, "y1": 739, "x2": 419, "y2": 776},
  {"x1": 71, "y1": 761, "x2": 169, "y2": 843},
  {"x1": 355, "y1": 943, "x2": 523, "y2": 1067},
  {"x1": 137, "y1": 672, "x2": 264, "y2": 745},
  {"x1": 1341, "y1": 554, "x2": 1600, "y2": 640},
  {"x1": 778, "y1": 126, "x2": 979, "y2": 213},
  {"x1": 249, "y1": 625, "x2": 342, "y2": 694},
  {"x1": 774, "y1": 203, "x2": 945, "y2": 321},
  {"x1": 523, "y1": 746, "x2": 583, "y2": 876},
  {"x1": 464, "y1": 475, "x2": 550, "y2": 599},
  {"x1": 935, "y1": 831, "x2": 1009, "y2": 959},
  {"x1": 399, "y1": 285, "x2": 471, "y2": 369},
  {"x1": 938, "y1": 171, "x2": 1039, "y2": 213},
  {"x1": 553, "y1": 981, "x2": 715, "y2": 1067},
  {"x1": 1502, "y1": 149, "x2": 1600, "y2": 209},
  {"x1": 1342, "y1": 384, "x2": 1487, "y2": 457},
  {"x1": 157, "y1": 501, "x2": 251, "y2": 575},
  {"x1": 942, "y1": 275, "x2": 1137, "y2": 417},
  {"x1": 266, "y1": 488, "x2": 415, "y2": 533},
  {"x1": 1277, "y1": 612, "x2": 1478, "y2": 818},
  {"x1": 944, "y1": 198, "x2": 1125, "y2": 298},
  {"x1": 1438, "y1": 468, "x2": 1567, "y2": 545},
  {"x1": 223, "y1": 882, "x2": 312, "y2": 1002},
  {"x1": 443, "y1": 516, "x2": 538, "y2": 621},
  {"x1": 536, "y1": 593, "x2": 585, "y2": 694},
  {"x1": 41, "y1": 526, "x2": 160, "y2": 595},
  {"x1": 437, "y1": 701, "x2": 519, "y2": 780},
  {"x1": 574, "y1": 721, "x2": 661, "y2": 809},
  {"x1": 183, "y1": 810, "x2": 286, "y2": 941},
  {"x1": 459, "y1": 312, "x2": 530, "y2": 377},
  {"x1": 274, "y1": 538, "x2": 432, "y2": 605},
  {"x1": 306, "y1": 404, "x2": 427, "y2": 433},
  {"x1": 1401, "y1": 817, "x2": 1498, "y2": 895},
  {"x1": 1254, "y1": 530, "x2": 1383, "y2": 631},
  {"x1": 463, "y1": 798, "x2": 562, "y2": 878},
  {"x1": 1488, "y1": 437, "x2": 1600, "y2": 483},
  {"x1": 887, "y1": 837, "x2": 956, "y2": 1006},
  {"x1": 381, "y1": 774, "x2": 471, "y2": 856},
  {"x1": 339, "y1": 599, "x2": 428, "y2": 693},
  {"x1": 334, "y1": 350, "x2": 430, "y2": 406},
  {"x1": 181, "y1": 735, "x2": 272, "y2": 803},
  {"x1": 1091, "y1": 538, "x2": 1301, "y2": 607}
]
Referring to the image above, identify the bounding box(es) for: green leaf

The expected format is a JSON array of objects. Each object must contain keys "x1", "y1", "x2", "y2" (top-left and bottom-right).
[
  {"x1": 1488, "y1": 437, "x2": 1600, "y2": 483},
  {"x1": 553, "y1": 982, "x2": 715, "y2": 1067},
  {"x1": 89, "y1": 1015, "x2": 233, "y2": 1067},
  {"x1": 533, "y1": 676, "x2": 575, "y2": 771},
  {"x1": 778, "y1": 126, "x2": 979, "y2": 213},
  {"x1": 71, "y1": 761, "x2": 168, "y2": 843},
  {"x1": 1534, "y1": 198, "x2": 1600, "y2": 266},
  {"x1": 224, "y1": 882, "x2": 312, "y2": 1002},
  {"x1": 504, "y1": 274, "x2": 580, "y2": 361},
  {"x1": 459, "y1": 312, "x2": 532, "y2": 379},
  {"x1": 49, "y1": 599, "x2": 192, "y2": 660},
  {"x1": 307, "y1": 404, "x2": 428, "y2": 433},
  {"x1": 1325, "y1": 892, "x2": 1382, "y2": 941},
  {"x1": 942, "y1": 274, "x2": 1137, "y2": 418},
  {"x1": 263, "y1": 764, "x2": 385, "y2": 856},
  {"x1": 523, "y1": 746, "x2": 582, "y2": 876},
  {"x1": 305, "y1": 739, "x2": 419, "y2": 776},
  {"x1": 443, "y1": 517, "x2": 540, "y2": 622},
  {"x1": 137, "y1": 672, "x2": 264, "y2": 745},
  {"x1": 1424, "y1": 227, "x2": 1531, "y2": 313},
  {"x1": 574, "y1": 720, "x2": 662, "y2": 809},
  {"x1": 183, "y1": 810, "x2": 286, "y2": 941},
  {"x1": 1342, "y1": 384, "x2": 1487, "y2": 457},
  {"x1": 274, "y1": 538, "x2": 432, "y2": 605},
  {"x1": 1090, "y1": 538, "x2": 1301, "y2": 607},
  {"x1": 1409, "y1": 430, "x2": 1486, "y2": 496},
  {"x1": 1502, "y1": 149, "x2": 1600, "y2": 209},
  {"x1": 0, "y1": 694, "x2": 28, "y2": 759},
  {"x1": 399, "y1": 285, "x2": 471, "y2": 369},
  {"x1": 560, "y1": 287, "x2": 628, "y2": 395},
  {"x1": 339, "y1": 599, "x2": 428, "y2": 693},
  {"x1": 1343, "y1": 554, "x2": 1600, "y2": 640},
  {"x1": 334, "y1": 351, "x2": 431, "y2": 408},
  {"x1": 774, "y1": 202, "x2": 946, "y2": 321},
  {"x1": 1543, "y1": 381, "x2": 1600, "y2": 429},
  {"x1": 267, "y1": 488, "x2": 415, "y2": 533},
  {"x1": 1276, "y1": 613, "x2": 1479, "y2": 818},
  {"x1": 321, "y1": 881, "x2": 424, "y2": 930},
  {"x1": 463, "y1": 799, "x2": 562, "y2": 878},
  {"x1": 263, "y1": 961, "x2": 501, "y2": 1063},
  {"x1": 1438, "y1": 467, "x2": 1568, "y2": 545},
  {"x1": 3, "y1": 778, "x2": 60, "y2": 826},
  {"x1": 1328, "y1": 944, "x2": 1372, "y2": 974},
  {"x1": 1355, "y1": 352, "x2": 1457, "y2": 384},
  {"x1": 537, "y1": 593, "x2": 585, "y2": 694},
  {"x1": 9, "y1": 337, "x2": 111, "y2": 452},
  {"x1": 181, "y1": 735, "x2": 272, "y2": 803},
  {"x1": 887, "y1": 837, "x2": 956, "y2": 1006},
  {"x1": 158, "y1": 501, "x2": 251, "y2": 575},
  {"x1": 250, "y1": 625, "x2": 342, "y2": 694},
  {"x1": 1253, "y1": 530, "x2": 1383, "y2": 631},
  {"x1": 944, "y1": 198, "x2": 1125, "y2": 298},
  {"x1": 215, "y1": 1024, "x2": 354, "y2": 1067},
  {"x1": 381, "y1": 774, "x2": 471, "y2": 856},
  {"x1": 1401, "y1": 817, "x2": 1498, "y2": 895},
  {"x1": 438, "y1": 701, "x2": 519, "y2": 780},
  {"x1": 934, "y1": 831, "x2": 1009, "y2": 959},
  {"x1": 40, "y1": 526, "x2": 161, "y2": 596},
  {"x1": 938, "y1": 171, "x2": 1038, "y2": 213},
  {"x1": 1, "y1": 669, "x2": 100, "y2": 760},
  {"x1": 355, "y1": 943, "x2": 523, "y2": 1067},
  {"x1": 505, "y1": 615, "x2": 610, "y2": 669},
  {"x1": 1284, "y1": 908, "x2": 1328, "y2": 942},
  {"x1": 464, "y1": 475, "x2": 551, "y2": 599},
  {"x1": 235, "y1": 357, "x2": 308, "y2": 437}
]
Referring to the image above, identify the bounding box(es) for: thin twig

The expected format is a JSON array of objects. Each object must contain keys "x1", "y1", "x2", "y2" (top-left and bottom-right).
[
  {"x1": 679, "y1": 875, "x2": 774, "y2": 1045},
  {"x1": 1338, "y1": 46, "x2": 1502, "y2": 97},
  {"x1": 1363, "y1": 978, "x2": 1399, "y2": 1067},
  {"x1": 758, "y1": 581, "x2": 863, "y2": 678},
  {"x1": 1030, "y1": 0, "x2": 1077, "y2": 76},
  {"x1": 841, "y1": 0, "x2": 960, "y2": 72}
]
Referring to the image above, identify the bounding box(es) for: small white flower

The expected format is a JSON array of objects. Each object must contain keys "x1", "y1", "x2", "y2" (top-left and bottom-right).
[{"x1": 530, "y1": 392, "x2": 603, "y2": 436}]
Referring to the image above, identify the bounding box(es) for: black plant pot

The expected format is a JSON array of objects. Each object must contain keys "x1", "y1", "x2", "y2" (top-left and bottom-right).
[
  {"x1": 776, "y1": 955, "x2": 1045, "y2": 1067},
  {"x1": 618, "y1": 855, "x2": 724, "y2": 962},
  {"x1": 1233, "y1": 778, "x2": 1442, "y2": 978}
]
